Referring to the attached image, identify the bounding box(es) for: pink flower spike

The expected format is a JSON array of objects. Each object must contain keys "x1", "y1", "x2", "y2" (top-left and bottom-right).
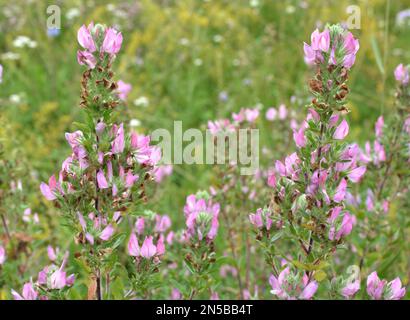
[
  {"x1": 128, "y1": 233, "x2": 140, "y2": 257},
  {"x1": 96, "y1": 170, "x2": 109, "y2": 189},
  {"x1": 347, "y1": 166, "x2": 366, "y2": 183},
  {"x1": 99, "y1": 224, "x2": 114, "y2": 241},
  {"x1": 333, "y1": 119, "x2": 349, "y2": 140},
  {"x1": 140, "y1": 236, "x2": 157, "y2": 259}
]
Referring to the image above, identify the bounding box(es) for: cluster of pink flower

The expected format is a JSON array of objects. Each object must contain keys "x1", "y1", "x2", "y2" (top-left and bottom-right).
[
  {"x1": 207, "y1": 107, "x2": 260, "y2": 135},
  {"x1": 128, "y1": 213, "x2": 173, "y2": 260},
  {"x1": 11, "y1": 254, "x2": 74, "y2": 300},
  {"x1": 183, "y1": 192, "x2": 220, "y2": 243},
  {"x1": 77, "y1": 22, "x2": 123, "y2": 69},
  {"x1": 394, "y1": 63, "x2": 410, "y2": 85},
  {"x1": 366, "y1": 272, "x2": 406, "y2": 300},
  {"x1": 303, "y1": 26, "x2": 359, "y2": 69},
  {"x1": 269, "y1": 265, "x2": 318, "y2": 300}
]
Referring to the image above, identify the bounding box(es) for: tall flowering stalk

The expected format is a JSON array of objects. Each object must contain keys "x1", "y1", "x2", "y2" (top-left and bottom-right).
[
  {"x1": 40, "y1": 23, "x2": 160, "y2": 299},
  {"x1": 347, "y1": 63, "x2": 410, "y2": 277},
  {"x1": 250, "y1": 25, "x2": 363, "y2": 298},
  {"x1": 181, "y1": 191, "x2": 220, "y2": 299}
]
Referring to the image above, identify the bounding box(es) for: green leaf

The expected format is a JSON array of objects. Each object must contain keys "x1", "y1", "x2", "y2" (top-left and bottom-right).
[{"x1": 370, "y1": 36, "x2": 384, "y2": 75}]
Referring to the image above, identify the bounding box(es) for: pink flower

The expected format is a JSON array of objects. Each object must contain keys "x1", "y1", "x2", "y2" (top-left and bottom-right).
[
  {"x1": 266, "y1": 107, "x2": 277, "y2": 121},
  {"x1": 0, "y1": 64, "x2": 3, "y2": 83},
  {"x1": 95, "y1": 122, "x2": 106, "y2": 136},
  {"x1": 77, "y1": 23, "x2": 96, "y2": 52},
  {"x1": 99, "y1": 224, "x2": 114, "y2": 241},
  {"x1": 140, "y1": 236, "x2": 157, "y2": 258},
  {"x1": 318, "y1": 29, "x2": 330, "y2": 52},
  {"x1": 125, "y1": 170, "x2": 139, "y2": 188},
  {"x1": 11, "y1": 283, "x2": 38, "y2": 300},
  {"x1": 367, "y1": 272, "x2": 386, "y2": 300},
  {"x1": 293, "y1": 127, "x2": 306, "y2": 148},
  {"x1": 333, "y1": 178, "x2": 347, "y2": 203},
  {"x1": 155, "y1": 215, "x2": 172, "y2": 233},
  {"x1": 333, "y1": 119, "x2": 349, "y2": 140},
  {"x1": 40, "y1": 175, "x2": 58, "y2": 201},
  {"x1": 337, "y1": 212, "x2": 355, "y2": 239},
  {"x1": 50, "y1": 268, "x2": 67, "y2": 290},
  {"x1": 96, "y1": 170, "x2": 109, "y2": 189},
  {"x1": 347, "y1": 166, "x2": 366, "y2": 183},
  {"x1": 77, "y1": 50, "x2": 96, "y2": 69},
  {"x1": 245, "y1": 108, "x2": 259, "y2": 123},
  {"x1": 101, "y1": 27, "x2": 123, "y2": 54},
  {"x1": 135, "y1": 218, "x2": 145, "y2": 235},
  {"x1": 156, "y1": 234, "x2": 165, "y2": 255},
  {"x1": 343, "y1": 32, "x2": 360, "y2": 55},
  {"x1": 117, "y1": 80, "x2": 132, "y2": 101},
  {"x1": 171, "y1": 288, "x2": 182, "y2": 300},
  {"x1": 278, "y1": 104, "x2": 287, "y2": 119},
  {"x1": 299, "y1": 281, "x2": 319, "y2": 300},
  {"x1": 0, "y1": 246, "x2": 6, "y2": 265},
  {"x1": 303, "y1": 42, "x2": 316, "y2": 65},
  {"x1": 394, "y1": 64, "x2": 409, "y2": 85},
  {"x1": 128, "y1": 233, "x2": 140, "y2": 257},
  {"x1": 154, "y1": 165, "x2": 173, "y2": 183},
  {"x1": 341, "y1": 279, "x2": 360, "y2": 299},
  {"x1": 249, "y1": 210, "x2": 263, "y2": 228},
  {"x1": 47, "y1": 245, "x2": 58, "y2": 261},
  {"x1": 267, "y1": 173, "x2": 276, "y2": 187},
  {"x1": 375, "y1": 116, "x2": 384, "y2": 138},
  {"x1": 111, "y1": 123, "x2": 125, "y2": 154},
  {"x1": 385, "y1": 278, "x2": 406, "y2": 300}
]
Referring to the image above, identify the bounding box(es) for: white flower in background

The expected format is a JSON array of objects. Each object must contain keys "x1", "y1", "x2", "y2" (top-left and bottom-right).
[
  {"x1": 66, "y1": 8, "x2": 80, "y2": 20},
  {"x1": 194, "y1": 58, "x2": 203, "y2": 66},
  {"x1": 213, "y1": 35, "x2": 223, "y2": 43},
  {"x1": 133, "y1": 96, "x2": 149, "y2": 108},
  {"x1": 396, "y1": 9, "x2": 410, "y2": 27},
  {"x1": 10, "y1": 94, "x2": 22, "y2": 104},
  {"x1": 106, "y1": 4, "x2": 116, "y2": 11},
  {"x1": 129, "y1": 119, "x2": 141, "y2": 127},
  {"x1": 232, "y1": 59, "x2": 240, "y2": 66},
  {"x1": 13, "y1": 36, "x2": 37, "y2": 48},
  {"x1": 1, "y1": 52, "x2": 20, "y2": 60},
  {"x1": 250, "y1": 0, "x2": 259, "y2": 8},
  {"x1": 179, "y1": 38, "x2": 190, "y2": 46},
  {"x1": 286, "y1": 5, "x2": 296, "y2": 14}
]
